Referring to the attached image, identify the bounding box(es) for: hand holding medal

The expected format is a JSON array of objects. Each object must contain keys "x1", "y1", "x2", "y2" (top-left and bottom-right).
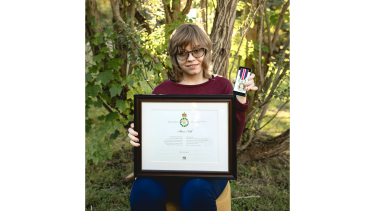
[{"x1": 232, "y1": 67, "x2": 258, "y2": 96}]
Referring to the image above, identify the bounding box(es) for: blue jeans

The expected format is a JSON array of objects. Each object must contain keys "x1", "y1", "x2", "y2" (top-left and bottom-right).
[{"x1": 130, "y1": 178, "x2": 228, "y2": 211}]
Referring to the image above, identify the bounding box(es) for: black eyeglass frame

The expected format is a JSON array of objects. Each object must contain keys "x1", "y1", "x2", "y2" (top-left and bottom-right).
[{"x1": 175, "y1": 48, "x2": 207, "y2": 61}]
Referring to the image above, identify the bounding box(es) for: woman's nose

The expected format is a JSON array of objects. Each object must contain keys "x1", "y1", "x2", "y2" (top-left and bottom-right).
[{"x1": 187, "y1": 52, "x2": 195, "y2": 61}]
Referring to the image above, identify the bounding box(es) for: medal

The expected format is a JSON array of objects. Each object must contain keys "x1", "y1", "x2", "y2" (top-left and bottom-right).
[{"x1": 237, "y1": 68, "x2": 248, "y2": 92}]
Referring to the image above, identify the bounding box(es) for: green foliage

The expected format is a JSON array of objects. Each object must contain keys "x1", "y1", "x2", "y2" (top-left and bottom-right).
[
  {"x1": 85, "y1": 9, "x2": 200, "y2": 165},
  {"x1": 85, "y1": 20, "x2": 165, "y2": 165},
  {"x1": 96, "y1": 70, "x2": 113, "y2": 85}
]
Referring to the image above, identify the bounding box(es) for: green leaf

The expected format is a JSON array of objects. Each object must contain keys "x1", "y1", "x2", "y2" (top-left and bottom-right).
[
  {"x1": 94, "y1": 98, "x2": 103, "y2": 108},
  {"x1": 85, "y1": 72, "x2": 92, "y2": 82},
  {"x1": 124, "y1": 108, "x2": 131, "y2": 115},
  {"x1": 93, "y1": 53, "x2": 105, "y2": 63},
  {"x1": 105, "y1": 28, "x2": 113, "y2": 36},
  {"x1": 97, "y1": 62, "x2": 104, "y2": 70},
  {"x1": 98, "y1": 115, "x2": 105, "y2": 121},
  {"x1": 122, "y1": 77, "x2": 134, "y2": 87},
  {"x1": 126, "y1": 89, "x2": 134, "y2": 100},
  {"x1": 109, "y1": 83, "x2": 122, "y2": 97},
  {"x1": 100, "y1": 47, "x2": 109, "y2": 53},
  {"x1": 86, "y1": 85, "x2": 101, "y2": 97},
  {"x1": 88, "y1": 65, "x2": 98, "y2": 73},
  {"x1": 105, "y1": 112, "x2": 119, "y2": 122},
  {"x1": 96, "y1": 35, "x2": 103, "y2": 45},
  {"x1": 113, "y1": 71, "x2": 121, "y2": 80},
  {"x1": 86, "y1": 98, "x2": 94, "y2": 106},
  {"x1": 110, "y1": 33, "x2": 118, "y2": 39},
  {"x1": 108, "y1": 58, "x2": 123, "y2": 71},
  {"x1": 109, "y1": 129, "x2": 120, "y2": 140},
  {"x1": 85, "y1": 124, "x2": 91, "y2": 133},
  {"x1": 261, "y1": 44, "x2": 269, "y2": 53},
  {"x1": 93, "y1": 157, "x2": 99, "y2": 165},
  {"x1": 166, "y1": 60, "x2": 172, "y2": 68},
  {"x1": 156, "y1": 63, "x2": 163, "y2": 71},
  {"x1": 92, "y1": 23, "x2": 99, "y2": 29},
  {"x1": 116, "y1": 100, "x2": 126, "y2": 112},
  {"x1": 112, "y1": 49, "x2": 119, "y2": 56},
  {"x1": 125, "y1": 100, "x2": 130, "y2": 108},
  {"x1": 96, "y1": 70, "x2": 114, "y2": 85}
]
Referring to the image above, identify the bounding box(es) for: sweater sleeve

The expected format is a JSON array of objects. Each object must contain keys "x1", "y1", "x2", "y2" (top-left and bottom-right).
[{"x1": 222, "y1": 78, "x2": 249, "y2": 142}]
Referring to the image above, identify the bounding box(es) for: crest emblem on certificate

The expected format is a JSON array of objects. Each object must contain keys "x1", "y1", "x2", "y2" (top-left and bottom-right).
[
  {"x1": 237, "y1": 68, "x2": 249, "y2": 92},
  {"x1": 182, "y1": 156, "x2": 186, "y2": 160},
  {"x1": 180, "y1": 112, "x2": 189, "y2": 127}
]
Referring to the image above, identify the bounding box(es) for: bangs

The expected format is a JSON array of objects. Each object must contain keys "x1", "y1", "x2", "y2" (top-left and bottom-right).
[{"x1": 175, "y1": 28, "x2": 205, "y2": 52}]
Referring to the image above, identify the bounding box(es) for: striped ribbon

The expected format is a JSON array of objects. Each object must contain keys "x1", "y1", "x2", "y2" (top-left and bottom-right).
[{"x1": 239, "y1": 68, "x2": 248, "y2": 80}]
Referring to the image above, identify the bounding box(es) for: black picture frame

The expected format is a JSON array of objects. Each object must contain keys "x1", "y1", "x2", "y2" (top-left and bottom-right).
[{"x1": 134, "y1": 94, "x2": 237, "y2": 180}]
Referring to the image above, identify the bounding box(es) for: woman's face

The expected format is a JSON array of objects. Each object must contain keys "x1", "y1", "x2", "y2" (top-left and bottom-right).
[{"x1": 177, "y1": 43, "x2": 205, "y2": 76}]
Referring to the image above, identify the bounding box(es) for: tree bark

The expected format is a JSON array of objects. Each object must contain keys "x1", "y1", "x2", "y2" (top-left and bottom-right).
[
  {"x1": 127, "y1": 0, "x2": 136, "y2": 75},
  {"x1": 237, "y1": 129, "x2": 290, "y2": 165},
  {"x1": 85, "y1": 0, "x2": 103, "y2": 57},
  {"x1": 110, "y1": 0, "x2": 129, "y2": 77},
  {"x1": 135, "y1": 8, "x2": 151, "y2": 34},
  {"x1": 162, "y1": 0, "x2": 193, "y2": 25},
  {"x1": 271, "y1": 0, "x2": 289, "y2": 51},
  {"x1": 210, "y1": 0, "x2": 239, "y2": 76},
  {"x1": 200, "y1": 0, "x2": 206, "y2": 31}
]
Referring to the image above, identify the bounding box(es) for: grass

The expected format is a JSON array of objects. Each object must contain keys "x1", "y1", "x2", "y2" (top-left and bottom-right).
[
  {"x1": 86, "y1": 134, "x2": 134, "y2": 211},
  {"x1": 86, "y1": 135, "x2": 290, "y2": 210},
  {"x1": 230, "y1": 154, "x2": 290, "y2": 211}
]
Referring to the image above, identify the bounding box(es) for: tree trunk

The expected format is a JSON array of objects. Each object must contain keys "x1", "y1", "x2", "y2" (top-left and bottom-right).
[
  {"x1": 210, "y1": 0, "x2": 239, "y2": 76},
  {"x1": 127, "y1": 0, "x2": 136, "y2": 75},
  {"x1": 200, "y1": 0, "x2": 206, "y2": 31},
  {"x1": 85, "y1": 0, "x2": 103, "y2": 57},
  {"x1": 110, "y1": 0, "x2": 134, "y2": 77},
  {"x1": 162, "y1": 0, "x2": 193, "y2": 25},
  {"x1": 237, "y1": 129, "x2": 290, "y2": 165},
  {"x1": 135, "y1": 8, "x2": 151, "y2": 34}
]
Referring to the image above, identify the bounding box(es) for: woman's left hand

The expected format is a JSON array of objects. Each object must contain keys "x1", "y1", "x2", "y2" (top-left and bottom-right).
[{"x1": 232, "y1": 73, "x2": 258, "y2": 92}]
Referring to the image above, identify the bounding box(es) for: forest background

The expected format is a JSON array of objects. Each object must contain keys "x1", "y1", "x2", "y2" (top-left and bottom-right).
[{"x1": 85, "y1": 0, "x2": 290, "y2": 210}]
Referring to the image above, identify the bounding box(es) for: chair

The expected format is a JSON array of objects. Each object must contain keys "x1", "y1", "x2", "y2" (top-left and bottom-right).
[{"x1": 165, "y1": 181, "x2": 231, "y2": 211}]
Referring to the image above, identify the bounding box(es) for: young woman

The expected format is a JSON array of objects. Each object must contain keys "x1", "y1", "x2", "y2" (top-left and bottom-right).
[{"x1": 128, "y1": 23, "x2": 258, "y2": 211}]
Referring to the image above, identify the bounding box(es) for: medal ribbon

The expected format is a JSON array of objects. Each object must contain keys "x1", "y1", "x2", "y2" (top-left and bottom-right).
[{"x1": 240, "y1": 68, "x2": 248, "y2": 80}]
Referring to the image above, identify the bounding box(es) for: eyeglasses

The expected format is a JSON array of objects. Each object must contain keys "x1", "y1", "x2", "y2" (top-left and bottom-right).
[{"x1": 176, "y1": 48, "x2": 206, "y2": 61}]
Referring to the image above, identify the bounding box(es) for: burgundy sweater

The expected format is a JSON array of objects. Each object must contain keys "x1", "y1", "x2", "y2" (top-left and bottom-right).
[{"x1": 152, "y1": 76, "x2": 249, "y2": 142}]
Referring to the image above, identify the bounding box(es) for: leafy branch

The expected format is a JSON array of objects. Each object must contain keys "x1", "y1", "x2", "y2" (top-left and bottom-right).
[
  {"x1": 228, "y1": 0, "x2": 265, "y2": 78},
  {"x1": 110, "y1": 0, "x2": 161, "y2": 66}
]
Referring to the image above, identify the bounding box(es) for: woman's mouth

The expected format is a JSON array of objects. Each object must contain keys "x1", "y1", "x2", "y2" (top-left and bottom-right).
[{"x1": 186, "y1": 64, "x2": 199, "y2": 69}]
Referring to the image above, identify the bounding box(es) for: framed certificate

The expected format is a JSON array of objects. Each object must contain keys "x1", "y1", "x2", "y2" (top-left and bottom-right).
[{"x1": 134, "y1": 95, "x2": 237, "y2": 180}]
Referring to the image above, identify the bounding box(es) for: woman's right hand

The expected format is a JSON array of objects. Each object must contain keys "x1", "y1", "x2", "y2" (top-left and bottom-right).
[{"x1": 128, "y1": 123, "x2": 140, "y2": 147}]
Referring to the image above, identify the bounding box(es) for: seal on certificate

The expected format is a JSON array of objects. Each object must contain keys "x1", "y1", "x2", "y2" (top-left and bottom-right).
[
  {"x1": 180, "y1": 112, "x2": 189, "y2": 127},
  {"x1": 182, "y1": 156, "x2": 186, "y2": 160}
]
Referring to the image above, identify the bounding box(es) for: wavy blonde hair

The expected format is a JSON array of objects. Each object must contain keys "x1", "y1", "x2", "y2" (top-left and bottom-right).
[{"x1": 168, "y1": 24, "x2": 212, "y2": 82}]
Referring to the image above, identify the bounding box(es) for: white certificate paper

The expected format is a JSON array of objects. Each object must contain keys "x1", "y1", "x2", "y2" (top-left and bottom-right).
[{"x1": 141, "y1": 102, "x2": 229, "y2": 172}]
